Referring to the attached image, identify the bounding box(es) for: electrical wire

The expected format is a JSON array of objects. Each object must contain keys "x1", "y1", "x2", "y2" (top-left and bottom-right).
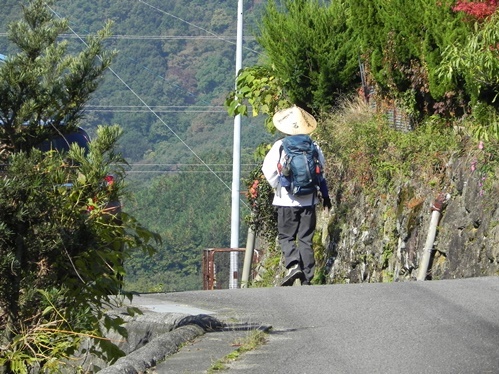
[
  {"x1": 45, "y1": 2, "x2": 260, "y2": 110},
  {"x1": 85, "y1": 109, "x2": 226, "y2": 113},
  {"x1": 86, "y1": 106, "x2": 225, "y2": 108},
  {"x1": 0, "y1": 33, "x2": 256, "y2": 40},
  {"x1": 84, "y1": 105, "x2": 226, "y2": 113},
  {"x1": 126, "y1": 171, "x2": 249, "y2": 174},
  {"x1": 125, "y1": 163, "x2": 257, "y2": 172},
  {"x1": 113, "y1": 162, "x2": 258, "y2": 175},
  {"x1": 47, "y1": 5, "x2": 251, "y2": 208},
  {"x1": 127, "y1": 163, "x2": 257, "y2": 166},
  {"x1": 137, "y1": 0, "x2": 261, "y2": 55}
]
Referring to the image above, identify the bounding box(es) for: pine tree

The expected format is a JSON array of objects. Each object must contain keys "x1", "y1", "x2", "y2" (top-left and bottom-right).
[
  {"x1": 256, "y1": 0, "x2": 358, "y2": 113},
  {"x1": 0, "y1": 2, "x2": 159, "y2": 372},
  {"x1": 0, "y1": 0, "x2": 114, "y2": 157}
]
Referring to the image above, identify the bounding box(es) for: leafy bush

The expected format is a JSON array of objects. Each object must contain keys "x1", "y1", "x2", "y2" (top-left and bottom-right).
[
  {"x1": 438, "y1": 13, "x2": 499, "y2": 140},
  {"x1": 243, "y1": 162, "x2": 277, "y2": 244},
  {"x1": 351, "y1": 0, "x2": 473, "y2": 117},
  {"x1": 256, "y1": 0, "x2": 358, "y2": 113},
  {"x1": 0, "y1": 126, "x2": 160, "y2": 373}
]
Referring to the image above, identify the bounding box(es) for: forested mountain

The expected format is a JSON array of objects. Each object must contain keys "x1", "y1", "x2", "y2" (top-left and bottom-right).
[{"x1": 0, "y1": 0, "x2": 272, "y2": 291}]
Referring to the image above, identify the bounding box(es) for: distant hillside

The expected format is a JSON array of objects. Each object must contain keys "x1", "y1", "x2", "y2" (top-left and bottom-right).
[
  {"x1": 1, "y1": 0, "x2": 270, "y2": 164},
  {"x1": 0, "y1": 0, "x2": 272, "y2": 291}
]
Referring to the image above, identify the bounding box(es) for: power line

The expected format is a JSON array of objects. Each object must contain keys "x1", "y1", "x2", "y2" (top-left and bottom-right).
[
  {"x1": 126, "y1": 163, "x2": 257, "y2": 169},
  {"x1": 85, "y1": 109, "x2": 226, "y2": 113},
  {"x1": 127, "y1": 163, "x2": 257, "y2": 166},
  {"x1": 126, "y1": 171, "x2": 255, "y2": 173},
  {"x1": 84, "y1": 105, "x2": 226, "y2": 113},
  {"x1": 46, "y1": 5, "x2": 249, "y2": 208},
  {"x1": 0, "y1": 33, "x2": 256, "y2": 41},
  {"x1": 126, "y1": 171, "x2": 252, "y2": 174},
  {"x1": 117, "y1": 163, "x2": 258, "y2": 175},
  {"x1": 137, "y1": 0, "x2": 261, "y2": 55},
  {"x1": 43, "y1": 1, "x2": 260, "y2": 110},
  {"x1": 86, "y1": 105, "x2": 224, "y2": 108}
]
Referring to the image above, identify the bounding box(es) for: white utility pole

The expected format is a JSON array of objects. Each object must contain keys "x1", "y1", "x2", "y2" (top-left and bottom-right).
[{"x1": 229, "y1": 0, "x2": 243, "y2": 289}]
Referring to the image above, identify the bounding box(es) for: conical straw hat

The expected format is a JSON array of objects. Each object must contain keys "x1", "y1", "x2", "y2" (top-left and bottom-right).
[{"x1": 272, "y1": 105, "x2": 317, "y2": 135}]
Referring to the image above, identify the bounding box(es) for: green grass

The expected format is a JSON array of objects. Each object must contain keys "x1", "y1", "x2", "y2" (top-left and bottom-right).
[{"x1": 207, "y1": 330, "x2": 268, "y2": 372}]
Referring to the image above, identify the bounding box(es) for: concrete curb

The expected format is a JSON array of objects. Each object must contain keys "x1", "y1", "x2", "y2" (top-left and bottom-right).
[
  {"x1": 88, "y1": 309, "x2": 226, "y2": 373},
  {"x1": 98, "y1": 324, "x2": 204, "y2": 374}
]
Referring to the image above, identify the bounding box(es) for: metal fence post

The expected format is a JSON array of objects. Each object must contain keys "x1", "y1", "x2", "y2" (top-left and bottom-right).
[
  {"x1": 417, "y1": 193, "x2": 449, "y2": 281},
  {"x1": 241, "y1": 226, "x2": 256, "y2": 288}
]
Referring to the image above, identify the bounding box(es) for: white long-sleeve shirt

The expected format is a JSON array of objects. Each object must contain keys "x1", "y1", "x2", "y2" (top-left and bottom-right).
[{"x1": 261, "y1": 138, "x2": 326, "y2": 207}]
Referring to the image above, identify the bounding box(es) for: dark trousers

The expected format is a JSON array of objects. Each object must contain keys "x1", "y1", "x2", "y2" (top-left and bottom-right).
[{"x1": 277, "y1": 205, "x2": 316, "y2": 282}]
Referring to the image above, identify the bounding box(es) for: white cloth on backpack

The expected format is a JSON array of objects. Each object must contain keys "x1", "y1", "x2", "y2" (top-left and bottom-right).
[{"x1": 262, "y1": 139, "x2": 326, "y2": 207}]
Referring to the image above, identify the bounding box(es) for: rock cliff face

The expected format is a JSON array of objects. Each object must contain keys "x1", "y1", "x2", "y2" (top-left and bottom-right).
[{"x1": 324, "y1": 152, "x2": 499, "y2": 284}]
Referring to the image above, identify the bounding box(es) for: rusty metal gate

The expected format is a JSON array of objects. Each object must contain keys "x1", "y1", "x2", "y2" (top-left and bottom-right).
[{"x1": 202, "y1": 248, "x2": 260, "y2": 290}]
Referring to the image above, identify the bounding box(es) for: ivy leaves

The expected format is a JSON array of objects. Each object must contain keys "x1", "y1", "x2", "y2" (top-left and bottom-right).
[{"x1": 225, "y1": 66, "x2": 292, "y2": 133}]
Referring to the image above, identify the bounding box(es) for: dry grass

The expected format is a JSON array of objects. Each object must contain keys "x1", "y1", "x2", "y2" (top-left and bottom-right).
[{"x1": 327, "y1": 95, "x2": 375, "y2": 127}]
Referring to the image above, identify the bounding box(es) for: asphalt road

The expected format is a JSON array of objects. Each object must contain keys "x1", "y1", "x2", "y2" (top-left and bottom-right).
[{"x1": 139, "y1": 276, "x2": 499, "y2": 374}]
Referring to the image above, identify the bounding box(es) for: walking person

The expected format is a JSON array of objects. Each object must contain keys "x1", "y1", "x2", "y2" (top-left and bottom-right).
[{"x1": 262, "y1": 106, "x2": 331, "y2": 286}]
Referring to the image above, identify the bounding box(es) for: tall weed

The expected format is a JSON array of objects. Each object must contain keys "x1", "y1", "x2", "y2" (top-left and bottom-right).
[{"x1": 316, "y1": 97, "x2": 463, "y2": 200}]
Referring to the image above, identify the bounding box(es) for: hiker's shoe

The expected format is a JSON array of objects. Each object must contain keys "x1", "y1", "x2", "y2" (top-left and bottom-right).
[{"x1": 280, "y1": 264, "x2": 303, "y2": 286}]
